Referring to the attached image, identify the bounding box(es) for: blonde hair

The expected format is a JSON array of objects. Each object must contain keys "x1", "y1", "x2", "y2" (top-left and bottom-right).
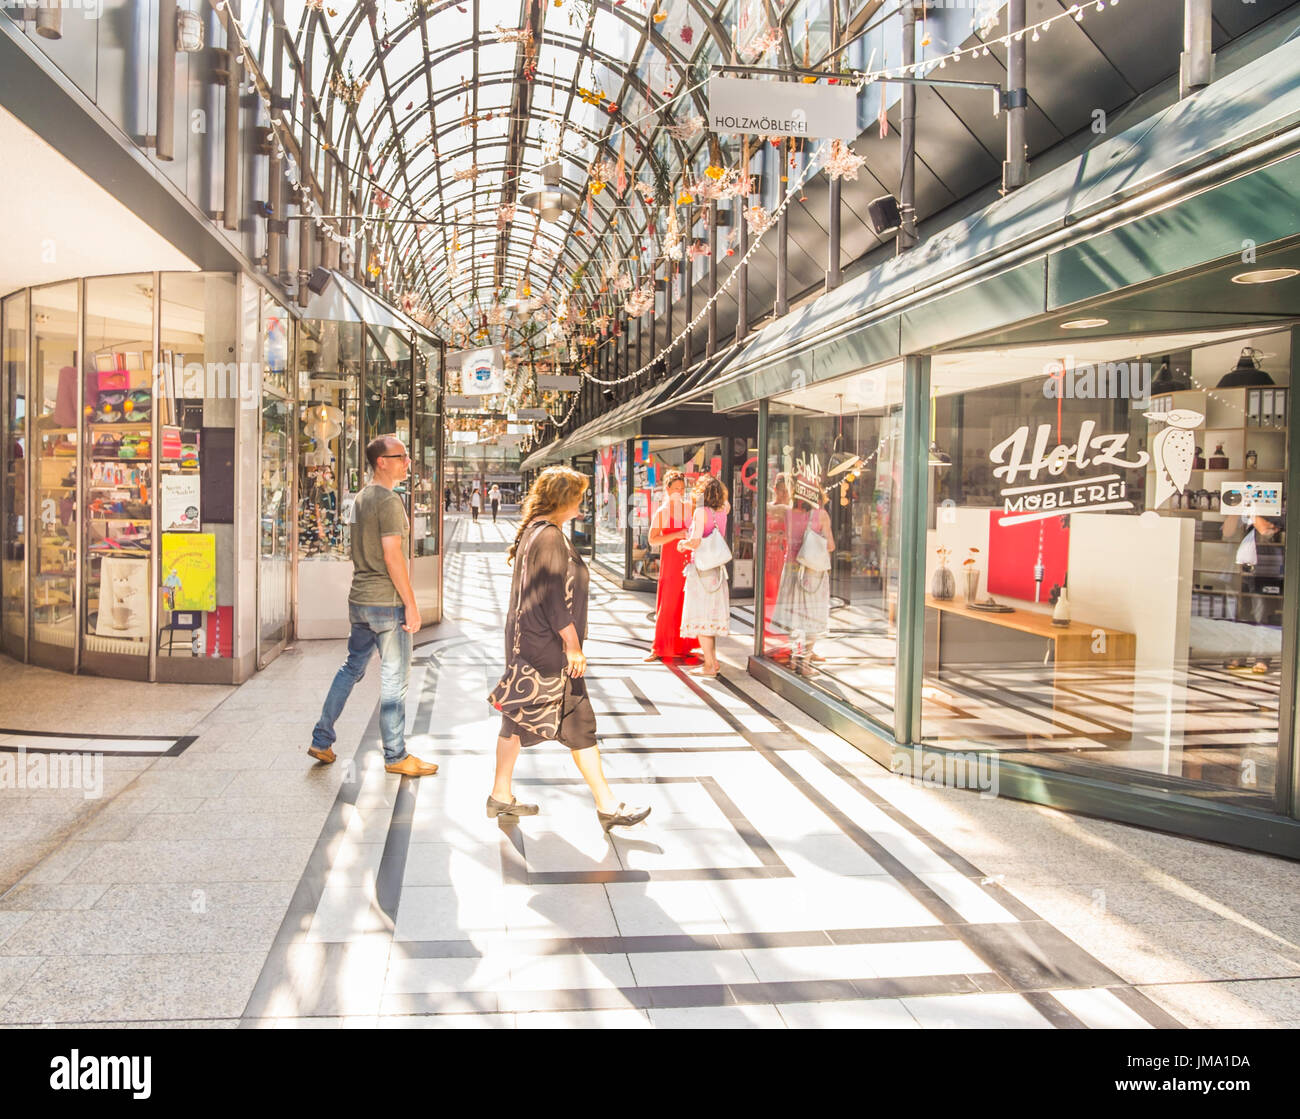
[{"x1": 509, "y1": 465, "x2": 588, "y2": 564}]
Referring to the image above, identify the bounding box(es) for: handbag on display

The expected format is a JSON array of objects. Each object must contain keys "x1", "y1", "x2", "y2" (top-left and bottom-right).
[
  {"x1": 691, "y1": 512, "x2": 733, "y2": 571},
  {"x1": 487, "y1": 521, "x2": 572, "y2": 739}
]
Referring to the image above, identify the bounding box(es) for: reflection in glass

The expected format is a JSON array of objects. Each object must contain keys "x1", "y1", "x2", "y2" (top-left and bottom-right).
[
  {"x1": 761, "y1": 371, "x2": 905, "y2": 721},
  {"x1": 412, "y1": 339, "x2": 441, "y2": 558},
  {"x1": 594, "y1": 442, "x2": 627, "y2": 575}
]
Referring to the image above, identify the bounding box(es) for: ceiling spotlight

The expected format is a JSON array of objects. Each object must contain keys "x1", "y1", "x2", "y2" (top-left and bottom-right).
[
  {"x1": 1060, "y1": 317, "x2": 1109, "y2": 330},
  {"x1": 1231, "y1": 268, "x2": 1300, "y2": 285}
]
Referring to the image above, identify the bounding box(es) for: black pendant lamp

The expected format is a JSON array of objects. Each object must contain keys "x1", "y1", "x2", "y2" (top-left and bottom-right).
[
  {"x1": 1218, "y1": 346, "x2": 1275, "y2": 388},
  {"x1": 1150, "y1": 354, "x2": 1192, "y2": 395}
]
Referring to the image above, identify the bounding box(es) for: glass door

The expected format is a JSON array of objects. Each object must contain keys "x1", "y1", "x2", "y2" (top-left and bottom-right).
[{"x1": 1, "y1": 291, "x2": 27, "y2": 660}]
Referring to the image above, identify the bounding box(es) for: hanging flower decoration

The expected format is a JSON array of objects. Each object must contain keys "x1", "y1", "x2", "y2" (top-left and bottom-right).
[
  {"x1": 686, "y1": 239, "x2": 710, "y2": 260},
  {"x1": 825, "y1": 139, "x2": 866, "y2": 181},
  {"x1": 664, "y1": 115, "x2": 704, "y2": 142},
  {"x1": 373, "y1": 189, "x2": 391, "y2": 211},
  {"x1": 744, "y1": 205, "x2": 774, "y2": 236},
  {"x1": 634, "y1": 180, "x2": 657, "y2": 204},
  {"x1": 577, "y1": 87, "x2": 606, "y2": 107},
  {"x1": 677, "y1": 189, "x2": 694, "y2": 205},
  {"x1": 452, "y1": 163, "x2": 481, "y2": 182},
  {"x1": 704, "y1": 164, "x2": 725, "y2": 181},
  {"x1": 494, "y1": 24, "x2": 534, "y2": 46},
  {"x1": 740, "y1": 25, "x2": 784, "y2": 59},
  {"x1": 496, "y1": 202, "x2": 516, "y2": 229},
  {"x1": 329, "y1": 65, "x2": 368, "y2": 105},
  {"x1": 679, "y1": 25, "x2": 693, "y2": 44},
  {"x1": 589, "y1": 158, "x2": 615, "y2": 184},
  {"x1": 625, "y1": 285, "x2": 655, "y2": 316},
  {"x1": 613, "y1": 270, "x2": 633, "y2": 293}
]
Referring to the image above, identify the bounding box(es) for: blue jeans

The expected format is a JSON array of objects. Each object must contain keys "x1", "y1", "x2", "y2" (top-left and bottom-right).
[{"x1": 312, "y1": 603, "x2": 412, "y2": 764}]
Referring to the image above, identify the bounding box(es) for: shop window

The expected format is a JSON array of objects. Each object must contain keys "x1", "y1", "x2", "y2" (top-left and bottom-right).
[
  {"x1": 761, "y1": 368, "x2": 906, "y2": 719},
  {"x1": 631, "y1": 438, "x2": 732, "y2": 583},
  {"x1": 259, "y1": 296, "x2": 293, "y2": 663},
  {"x1": 81, "y1": 275, "x2": 155, "y2": 671},
  {"x1": 157, "y1": 273, "x2": 240, "y2": 665},
  {"x1": 28, "y1": 282, "x2": 79, "y2": 668},
  {"x1": 1, "y1": 291, "x2": 27, "y2": 660},
  {"x1": 297, "y1": 320, "x2": 362, "y2": 560},
  {"x1": 922, "y1": 333, "x2": 1291, "y2": 805},
  {"x1": 411, "y1": 339, "x2": 441, "y2": 558},
  {"x1": 595, "y1": 442, "x2": 628, "y2": 575}
]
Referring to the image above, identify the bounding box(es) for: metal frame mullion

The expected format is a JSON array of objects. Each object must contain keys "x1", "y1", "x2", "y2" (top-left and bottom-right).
[
  {"x1": 894, "y1": 353, "x2": 930, "y2": 747},
  {"x1": 1279, "y1": 326, "x2": 1300, "y2": 820},
  {"x1": 753, "y1": 397, "x2": 768, "y2": 658},
  {"x1": 148, "y1": 272, "x2": 161, "y2": 682},
  {"x1": 73, "y1": 278, "x2": 85, "y2": 674}
]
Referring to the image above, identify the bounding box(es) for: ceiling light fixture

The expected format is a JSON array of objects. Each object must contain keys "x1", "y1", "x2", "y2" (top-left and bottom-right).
[
  {"x1": 1230, "y1": 268, "x2": 1300, "y2": 285},
  {"x1": 1060, "y1": 317, "x2": 1109, "y2": 329}
]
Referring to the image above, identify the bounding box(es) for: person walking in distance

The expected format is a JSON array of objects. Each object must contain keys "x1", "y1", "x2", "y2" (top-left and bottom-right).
[
  {"x1": 487, "y1": 466, "x2": 650, "y2": 831},
  {"x1": 444, "y1": 486, "x2": 452, "y2": 513},
  {"x1": 307, "y1": 437, "x2": 438, "y2": 777},
  {"x1": 644, "y1": 470, "x2": 699, "y2": 663},
  {"x1": 678, "y1": 474, "x2": 731, "y2": 678},
  {"x1": 489, "y1": 482, "x2": 502, "y2": 523},
  {"x1": 470, "y1": 486, "x2": 482, "y2": 523}
]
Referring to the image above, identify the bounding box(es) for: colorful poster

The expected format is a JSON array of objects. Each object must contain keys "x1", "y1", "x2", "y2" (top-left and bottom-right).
[
  {"x1": 161, "y1": 473, "x2": 202, "y2": 531},
  {"x1": 95, "y1": 556, "x2": 150, "y2": 639},
  {"x1": 162, "y1": 533, "x2": 216, "y2": 611}
]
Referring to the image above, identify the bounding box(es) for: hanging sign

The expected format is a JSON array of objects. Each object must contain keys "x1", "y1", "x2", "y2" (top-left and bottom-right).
[
  {"x1": 445, "y1": 394, "x2": 480, "y2": 410},
  {"x1": 451, "y1": 430, "x2": 479, "y2": 444},
  {"x1": 451, "y1": 346, "x2": 505, "y2": 395},
  {"x1": 538, "y1": 374, "x2": 580, "y2": 391},
  {"x1": 708, "y1": 76, "x2": 859, "y2": 141},
  {"x1": 515, "y1": 408, "x2": 548, "y2": 420}
]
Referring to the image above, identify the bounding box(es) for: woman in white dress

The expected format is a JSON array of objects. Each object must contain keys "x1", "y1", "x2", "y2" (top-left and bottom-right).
[{"x1": 678, "y1": 475, "x2": 731, "y2": 677}]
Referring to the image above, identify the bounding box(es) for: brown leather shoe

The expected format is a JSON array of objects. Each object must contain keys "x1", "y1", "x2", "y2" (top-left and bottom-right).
[
  {"x1": 385, "y1": 754, "x2": 439, "y2": 777},
  {"x1": 307, "y1": 746, "x2": 336, "y2": 764}
]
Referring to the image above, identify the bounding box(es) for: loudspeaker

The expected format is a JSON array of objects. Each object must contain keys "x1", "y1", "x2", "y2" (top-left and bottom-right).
[
  {"x1": 306, "y1": 267, "x2": 331, "y2": 295},
  {"x1": 866, "y1": 195, "x2": 902, "y2": 235}
]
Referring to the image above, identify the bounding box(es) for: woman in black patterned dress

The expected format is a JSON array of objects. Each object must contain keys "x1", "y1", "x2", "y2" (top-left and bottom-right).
[{"x1": 488, "y1": 466, "x2": 651, "y2": 832}]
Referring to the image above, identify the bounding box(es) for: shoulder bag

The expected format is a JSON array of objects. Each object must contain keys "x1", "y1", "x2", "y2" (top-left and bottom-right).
[
  {"x1": 692, "y1": 511, "x2": 733, "y2": 571},
  {"x1": 487, "y1": 522, "x2": 571, "y2": 738},
  {"x1": 795, "y1": 520, "x2": 831, "y2": 572}
]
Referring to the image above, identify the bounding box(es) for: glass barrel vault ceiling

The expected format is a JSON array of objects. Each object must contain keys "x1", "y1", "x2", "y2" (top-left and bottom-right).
[{"x1": 262, "y1": 0, "x2": 1299, "y2": 353}]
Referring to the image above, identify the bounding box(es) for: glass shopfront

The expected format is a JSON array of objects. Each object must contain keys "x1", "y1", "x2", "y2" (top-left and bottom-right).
[
  {"x1": 760, "y1": 368, "x2": 906, "y2": 718},
  {"x1": 258, "y1": 296, "x2": 293, "y2": 667},
  {"x1": 594, "y1": 442, "x2": 627, "y2": 576},
  {"x1": 922, "y1": 332, "x2": 1292, "y2": 807}
]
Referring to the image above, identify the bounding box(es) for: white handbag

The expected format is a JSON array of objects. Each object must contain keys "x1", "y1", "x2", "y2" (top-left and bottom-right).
[
  {"x1": 796, "y1": 526, "x2": 831, "y2": 572},
  {"x1": 692, "y1": 525, "x2": 733, "y2": 571}
]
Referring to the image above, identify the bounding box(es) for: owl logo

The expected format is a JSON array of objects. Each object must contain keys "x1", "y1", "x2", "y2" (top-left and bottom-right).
[{"x1": 1144, "y1": 408, "x2": 1204, "y2": 510}]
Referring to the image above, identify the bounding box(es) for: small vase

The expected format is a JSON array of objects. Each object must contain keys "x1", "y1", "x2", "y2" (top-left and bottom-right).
[
  {"x1": 963, "y1": 567, "x2": 981, "y2": 604},
  {"x1": 930, "y1": 563, "x2": 955, "y2": 600},
  {"x1": 1245, "y1": 449, "x2": 1258, "y2": 470},
  {"x1": 1208, "y1": 443, "x2": 1229, "y2": 470},
  {"x1": 1052, "y1": 585, "x2": 1071, "y2": 627}
]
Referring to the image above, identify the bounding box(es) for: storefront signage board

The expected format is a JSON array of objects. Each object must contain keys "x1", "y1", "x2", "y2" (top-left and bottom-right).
[
  {"x1": 161, "y1": 473, "x2": 201, "y2": 531},
  {"x1": 708, "y1": 76, "x2": 859, "y2": 141},
  {"x1": 538, "y1": 375, "x2": 580, "y2": 391},
  {"x1": 990, "y1": 422, "x2": 1150, "y2": 526},
  {"x1": 1222, "y1": 481, "x2": 1282, "y2": 517}
]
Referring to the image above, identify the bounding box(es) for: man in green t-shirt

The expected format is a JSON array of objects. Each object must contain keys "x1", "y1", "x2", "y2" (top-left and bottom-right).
[{"x1": 307, "y1": 436, "x2": 438, "y2": 777}]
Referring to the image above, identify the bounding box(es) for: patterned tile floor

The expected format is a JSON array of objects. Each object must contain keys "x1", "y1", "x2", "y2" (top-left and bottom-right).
[{"x1": 0, "y1": 513, "x2": 1297, "y2": 1028}]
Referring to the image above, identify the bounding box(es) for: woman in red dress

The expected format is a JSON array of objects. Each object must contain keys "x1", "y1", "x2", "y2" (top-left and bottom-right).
[{"x1": 645, "y1": 470, "x2": 700, "y2": 662}]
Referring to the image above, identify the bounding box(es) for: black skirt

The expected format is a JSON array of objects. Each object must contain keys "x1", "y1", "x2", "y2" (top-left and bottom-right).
[{"x1": 500, "y1": 677, "x2": 597, "y2": 750}]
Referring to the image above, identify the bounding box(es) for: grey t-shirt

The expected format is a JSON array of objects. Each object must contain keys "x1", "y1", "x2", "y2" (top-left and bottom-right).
[{"x1": 349, "y1": 484, "x2": 408, "y2": 606}]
